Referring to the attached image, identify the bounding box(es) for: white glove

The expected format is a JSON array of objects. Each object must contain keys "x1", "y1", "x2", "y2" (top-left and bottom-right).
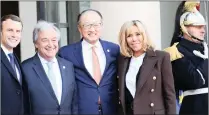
[{"x1": 193, "y1": 42, "x2": 208, "y2": 59}]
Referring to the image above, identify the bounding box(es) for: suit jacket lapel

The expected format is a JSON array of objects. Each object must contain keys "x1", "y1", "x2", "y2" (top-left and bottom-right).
[
  {"x1": 118, "y1": 55, "x2": 130, "y2": 114},
  {"x1": 32, "y1": 54, "x2": 59, "y2": 104},
  {"x1": 13, "y1": 53, "x2": 22, "y2": 85},
  {"x1": 57, "y1": 57, "x2": 69, "y2": 104},
  {"x1": 100, "y1": 39, "x2": 111, "y2": 78},
  {"x1": 73, "y1": 40, "x2": 91, "y2": 75},
  {"x1": 118, "y1": 56, "x2": 130, "y2": 89},
  {"x1": 135, "y1": 49, "x2": 158, "y2": 96},
  {"x1": 73, "y1": 39, "x2": 95, "y2": 83},
  {"x1": 73, "y1": 40, "x2": 86, "y2": 70},
  {"x1": 1, "y1": 48, "x2": 20, "y2": 84}
]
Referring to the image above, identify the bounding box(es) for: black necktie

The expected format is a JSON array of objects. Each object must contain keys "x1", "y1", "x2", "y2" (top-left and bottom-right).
[{"x1": 8, "y1": 53, "x2": 17, "y2": 75}]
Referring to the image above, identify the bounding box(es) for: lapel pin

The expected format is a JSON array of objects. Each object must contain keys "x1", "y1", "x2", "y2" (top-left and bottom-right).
[
  {"x1": 107, "y1": 49, "x2": 110, "y2": 52},
  {"x1": 63, "y1": 66, "x2": 65, "y2": 69}
]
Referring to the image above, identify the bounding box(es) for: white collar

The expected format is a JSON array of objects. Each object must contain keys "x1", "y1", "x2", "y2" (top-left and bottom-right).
[
  {"x1": 82, "y1": 39, "x2": 101, "y2": 50},
  {"x1": 38, "y1": 53, "x2": 57, "y2": 64},
  {"x1": 132, "y1": 53, "x2": 146, "y2": 61},
  {"x1": 1, "y1": 44, "x2": 13, "y2": 56}
]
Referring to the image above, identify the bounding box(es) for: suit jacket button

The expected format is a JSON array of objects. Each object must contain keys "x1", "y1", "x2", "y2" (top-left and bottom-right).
[
  {"x1": 151, "y1": 89, "x2": 154, "y2": 92},
  {"x1": 150, "y1": 103, "x2": 154, "y2": 107},
  {"x1": 16, "y1": 90, "x2": 21, "y2": 95},
  {"x1": 57, "y1": 106, "x2": 61, "y2": 111},
  {"x1": 153, "y1": 76, "x2": 156, "y2": 80}
]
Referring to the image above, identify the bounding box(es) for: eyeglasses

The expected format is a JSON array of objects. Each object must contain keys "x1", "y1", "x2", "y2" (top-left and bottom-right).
[{"x1": 81, "y1": 22, "x2": 103, "y2": 30}]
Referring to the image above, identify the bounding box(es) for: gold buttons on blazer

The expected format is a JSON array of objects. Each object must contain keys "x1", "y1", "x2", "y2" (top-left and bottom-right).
[
  {"x1": 150, "y1": 103, "x2": 154, "y2": 107},
  {"x1": 151, "y1": 89, "x2": 155, "y2": 92},
  {"x1": 153, "y1": 76, "x2": 156, "y2": 80}
]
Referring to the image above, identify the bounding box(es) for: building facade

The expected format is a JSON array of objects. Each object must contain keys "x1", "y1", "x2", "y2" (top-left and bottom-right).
[{"x1": 1, "y1": 1, "x2": 208, "y2": 61}]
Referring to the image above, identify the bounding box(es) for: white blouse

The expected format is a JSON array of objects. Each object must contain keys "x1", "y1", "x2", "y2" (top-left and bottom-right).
[{"x1": 125, "y1": 53, "x2": 145, "y2": 98}]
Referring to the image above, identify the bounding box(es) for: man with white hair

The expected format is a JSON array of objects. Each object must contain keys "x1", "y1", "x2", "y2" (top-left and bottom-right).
[{"x1": 22, "y1": 20, "x2": 78, "y2": 114}]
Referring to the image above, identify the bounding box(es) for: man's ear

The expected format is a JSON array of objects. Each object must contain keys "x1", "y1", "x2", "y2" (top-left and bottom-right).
[
  {"x1": 34, "y1": 42, "x2": 38, "y2": 49},
  {"x1": 78, "y1": 25, "x2": 82, "y2": 33},
  {"x1": 0, "y1": 31, "x2": 4, "y2": 40}
]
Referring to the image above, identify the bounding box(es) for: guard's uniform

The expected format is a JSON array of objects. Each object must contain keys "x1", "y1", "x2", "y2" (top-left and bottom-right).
[
  {"x1": 164, "y1": 1, "x2": 208, "y2": 115},
  {"x1": 172, "y1": 37, "x2": 208, "y2": 114}
]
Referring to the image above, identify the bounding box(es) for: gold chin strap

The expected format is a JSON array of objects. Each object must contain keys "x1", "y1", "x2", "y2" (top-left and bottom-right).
[{"x1": 164, "y1": 42, "x2": 184, "y2": 61}]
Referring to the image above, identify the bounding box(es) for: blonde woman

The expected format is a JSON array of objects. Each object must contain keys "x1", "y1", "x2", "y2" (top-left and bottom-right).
[{"x1": 117, "y1": 20, "x2": 176, "y2": 115}]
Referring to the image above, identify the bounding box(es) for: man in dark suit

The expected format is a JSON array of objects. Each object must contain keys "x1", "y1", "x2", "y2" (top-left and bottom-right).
[
  {"x1": 21, "y1": 20, "x2": 78, "y2": 114},
  {"x1": 1, "y1": 14, "x2": 30, "y2": 115},
  {"x1": 58, "y1": 9, "x2": 120, "y2": 114}
]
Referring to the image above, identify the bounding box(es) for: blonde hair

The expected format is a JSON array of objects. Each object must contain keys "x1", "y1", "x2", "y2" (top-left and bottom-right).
[{"x1": 118, "y1": 20, "x2": 154, "y2": 57}]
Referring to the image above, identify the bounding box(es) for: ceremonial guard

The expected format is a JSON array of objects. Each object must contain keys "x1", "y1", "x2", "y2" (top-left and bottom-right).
[{"x1": 164, "y1": 1, "x2": 208, "y2": 115}]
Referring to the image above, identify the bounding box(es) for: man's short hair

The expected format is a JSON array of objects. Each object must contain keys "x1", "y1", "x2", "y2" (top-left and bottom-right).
[
  {"x1": 1, "y1": 14, "x2": 23, "y2": 30},
  {"x1": 77, "y1": 9, "x2": 103, "y2": 23},
  {"x1": 33, "y1": 20, "x2": 61, "y2": 43}
]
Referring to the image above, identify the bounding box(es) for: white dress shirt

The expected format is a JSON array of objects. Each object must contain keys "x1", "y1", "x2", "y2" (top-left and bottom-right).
[
  {"x1": 1, "y1": 44, "x2": 21, "y2": 82},
  {"x1": 38, "y1": 54, "x2": 62, "y2": 104},
  {"x1": 82, "y1": 39, "x2": 106, "y2": 78},
  {"x1": 126, "y1": 53, "x2": 145, "y2": 98}
]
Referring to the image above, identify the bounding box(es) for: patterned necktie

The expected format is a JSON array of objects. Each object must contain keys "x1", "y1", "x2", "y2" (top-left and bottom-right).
[
  {"x1": 8, "y1": 53, "x2": 16, "y2": 75},
  {"x1": 47, "y1": 62, "x2": 59, "y2": 99},
  {"x1": 92, "y1": 46, "x2": 102, "y2": 85}
]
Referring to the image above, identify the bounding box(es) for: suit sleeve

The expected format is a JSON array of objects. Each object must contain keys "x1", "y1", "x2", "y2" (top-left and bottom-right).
[
  {"x1": 172, "y1": 58, "x2": 207, "y2": 90},
  {"x1": 196, "y1": 59, "x2": 208, "y2": 84},
  {"x1": 21, "y1": 63, "x2": 32, "y2": 115},
  {"x1": 22, "y1": 76, "x2": 32, "y2": 115},
  {"x1": 58, "y1": 48, "x2": 65, "y2": 58},
  {"x1": 71, "y1": 66, "x2": 78, "y2": 114},
  {"x1": 161, "y1": 53, "x2": 176, "y2": 114},
  {"x1": 71, "y1": 82, "x2": 78, "y2": 114}
]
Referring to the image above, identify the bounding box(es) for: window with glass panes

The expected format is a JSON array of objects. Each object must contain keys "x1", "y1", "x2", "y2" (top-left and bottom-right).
[{"x1": 36, "y1": 1, "x2": 89, "y2": 47}]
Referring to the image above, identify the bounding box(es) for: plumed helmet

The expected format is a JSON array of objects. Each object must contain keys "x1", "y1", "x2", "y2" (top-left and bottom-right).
[{"x1": 180, "y1": 1, "x2": 206, "y2": 35}]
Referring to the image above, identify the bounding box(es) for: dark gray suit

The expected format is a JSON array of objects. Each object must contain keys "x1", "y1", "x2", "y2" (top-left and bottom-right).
[{"x1": 22, "y1": 54, "x2": 78, "y2": 114}]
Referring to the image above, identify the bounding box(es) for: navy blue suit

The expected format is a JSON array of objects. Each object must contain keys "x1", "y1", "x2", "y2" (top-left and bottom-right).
[
  {"x1": 58, "y1": 39, "x2": 120, "y2": 114},
  {"x1": 1, "y1": 48, "x2": 30, "y2": 115},
  {"x1": 21, "y1": 54, "x2": 78, "y2": 114}
]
